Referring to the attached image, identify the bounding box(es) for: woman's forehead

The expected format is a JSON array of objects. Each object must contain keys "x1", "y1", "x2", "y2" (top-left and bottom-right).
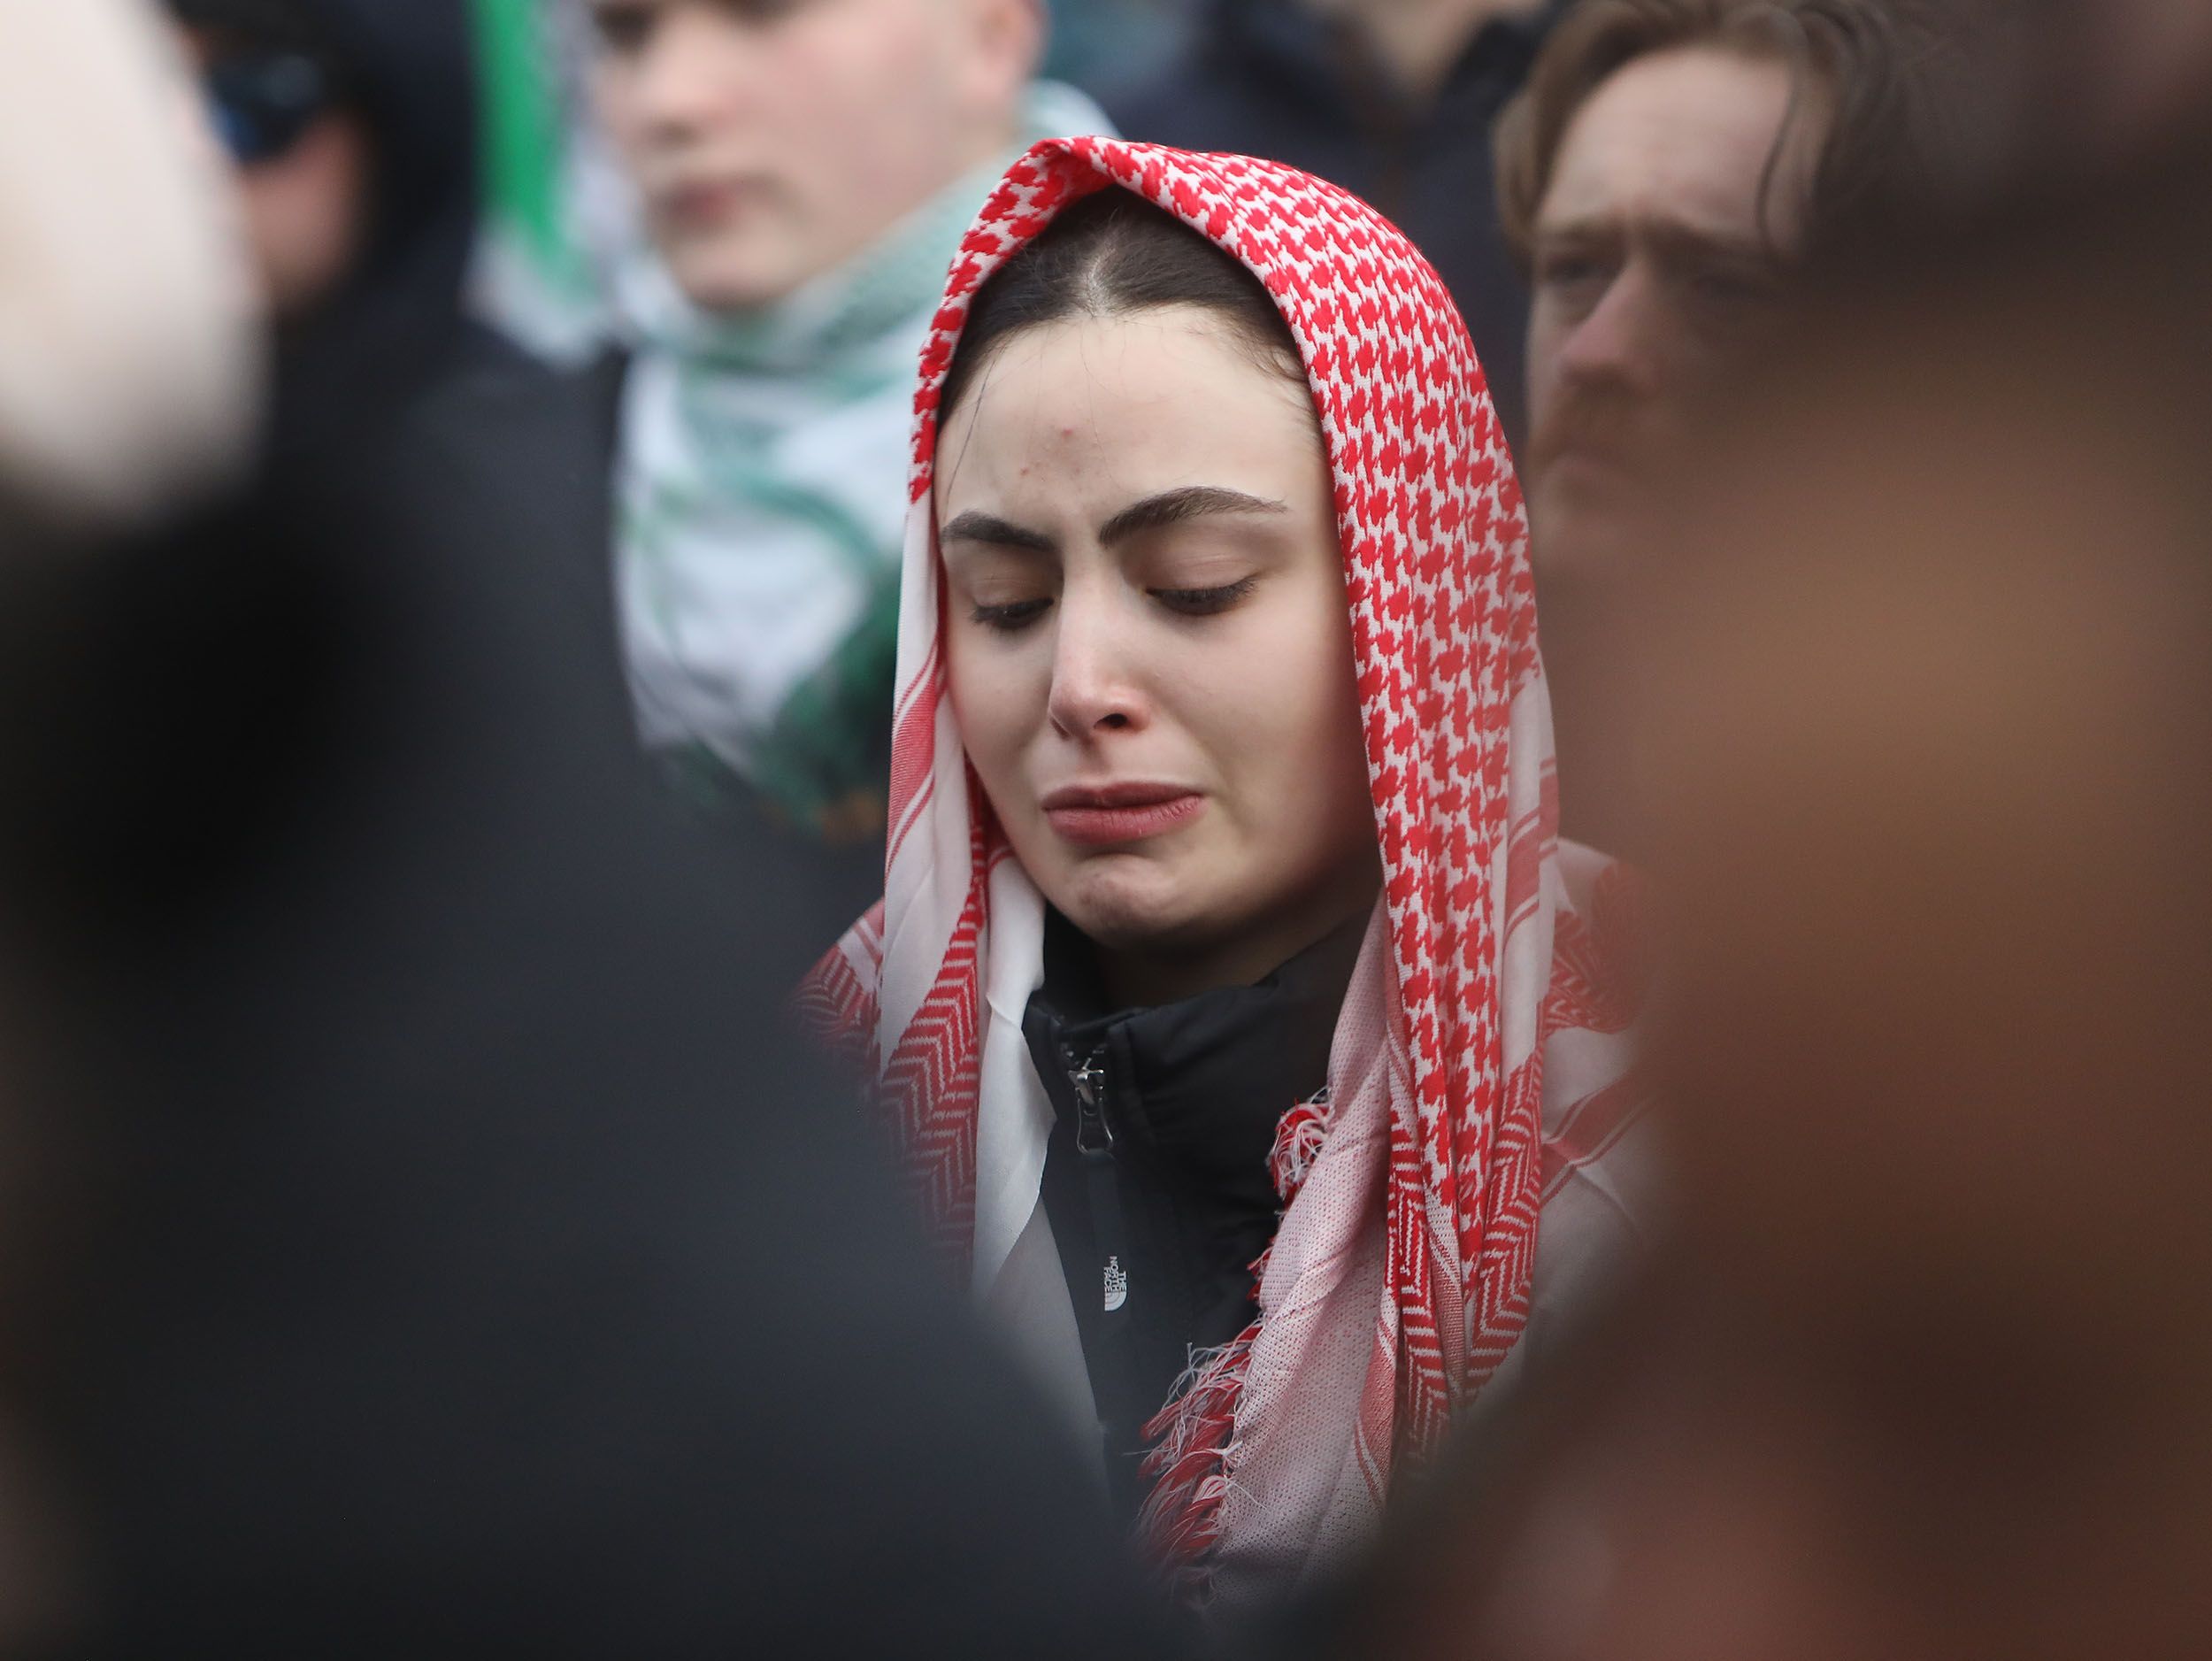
[{"x1": 934, "y1": 311, "x2": 1323, "y2": 500}]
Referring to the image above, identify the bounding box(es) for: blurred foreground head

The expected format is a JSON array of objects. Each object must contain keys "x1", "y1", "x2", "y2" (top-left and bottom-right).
[
  {"x1": 2001, "y1": 0, "x2": 2212, "y2": 171},
  {"x1": 1363, "y1": 77, "x2": 2212, "y2": 1661},
  {"x1": 585, "y1": 0, "x2": 1042, "y2": 311},
  {"x1": 1643, "y1": 81, "x2": 2212, "y2": 1400}
]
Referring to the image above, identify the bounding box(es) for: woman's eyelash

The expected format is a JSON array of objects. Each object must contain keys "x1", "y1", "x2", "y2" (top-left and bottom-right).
[
  {"x1": 1150, "y1": 575, "x2": 1259, "y2": 615},
  {"x1": 968, "y1": 577, "x2": 1257, "y2": 631},
  {"x1": 971, "y1": 597, "x2": 1051, "y2": 631}
]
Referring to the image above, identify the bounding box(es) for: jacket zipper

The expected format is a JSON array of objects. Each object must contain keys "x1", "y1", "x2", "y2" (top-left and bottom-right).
[
  {"x1": 1064, "y1": 1035, "x2": 1137, "y2": 1494},
  {"x1": 1066, "y1": 1041, "x2": 1114, "y2": 1160}
]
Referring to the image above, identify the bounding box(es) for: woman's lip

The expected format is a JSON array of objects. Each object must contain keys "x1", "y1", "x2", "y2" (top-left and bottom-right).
[
  {"x1": 1040, "y1": 781, "x2": 1194, "y2": 811},
  {"x1": 1042, "y1": 792, "x2": 1203, "y2": 848}
]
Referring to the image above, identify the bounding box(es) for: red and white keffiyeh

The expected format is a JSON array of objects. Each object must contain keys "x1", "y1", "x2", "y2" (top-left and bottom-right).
[{"x1": 800, "y1": 139, "x2": 1647, "y2": 1609}]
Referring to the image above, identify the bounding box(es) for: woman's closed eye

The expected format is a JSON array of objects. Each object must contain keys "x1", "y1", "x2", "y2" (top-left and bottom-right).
[
  {"x1": 971, "y1": 596, "x2": 1053, "y2": 632},
  {"x1": 969, "y1": 574, "x2": 1259, "y2": 631},
  {"x1": 1150, "y1": 574, "x2": 1259, "y2": 617}
]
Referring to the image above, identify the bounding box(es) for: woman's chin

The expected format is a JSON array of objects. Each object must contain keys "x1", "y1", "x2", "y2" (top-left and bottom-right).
[{"x1": 1048, "y1": 855, "x2": 1215, "y2": 955}]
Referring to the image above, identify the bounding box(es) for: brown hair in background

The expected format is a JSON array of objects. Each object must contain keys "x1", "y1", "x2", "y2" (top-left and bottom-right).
[{"x1": 1492, "y1": 0, "x2": 1957, "y2": 276}]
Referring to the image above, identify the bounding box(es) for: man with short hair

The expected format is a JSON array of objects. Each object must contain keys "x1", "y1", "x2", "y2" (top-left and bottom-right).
[
  {"x1": 578, "y1": 0, "x2": 1105, "y2": 907},
  {"x1": 1493, "y1": 0, "x2": 1925, "y2": 851}
]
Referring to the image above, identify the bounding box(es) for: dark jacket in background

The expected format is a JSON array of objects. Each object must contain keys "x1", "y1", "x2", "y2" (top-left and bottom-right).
[
  {"x1": 558, "y1": 350, "x2": 891, "y2": 934},
  {"x1": 0, "y1": 3, "x2": 1173, "y2": 1651},
  {"x1": 1103, "y1": 0, "x2": 1563, "y2": 446}
]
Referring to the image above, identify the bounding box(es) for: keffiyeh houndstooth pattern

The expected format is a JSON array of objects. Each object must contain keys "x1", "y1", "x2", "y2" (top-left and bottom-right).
[{"x1": 801, "y1": 139, "x2": 1646, "y2": 1608}]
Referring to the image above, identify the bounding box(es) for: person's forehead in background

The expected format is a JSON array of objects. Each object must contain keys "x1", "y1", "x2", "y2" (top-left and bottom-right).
[
  {"x1": 1534, "y1": 46, "x2": 1814, "y2": 316},
  {"x1": 584, "y1": 0, "x2": 1038, "y2": 313}
]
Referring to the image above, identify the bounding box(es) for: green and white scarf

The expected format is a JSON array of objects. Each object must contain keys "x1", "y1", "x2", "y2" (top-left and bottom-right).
[{"x1": 614, "y1": 81, "x2": 1111, "y2": 843}]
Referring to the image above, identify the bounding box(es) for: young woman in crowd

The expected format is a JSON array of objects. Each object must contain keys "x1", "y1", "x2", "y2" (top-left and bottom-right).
[{"x1": 803, "y1": 138, "x2": 1649, "y2": 1612}]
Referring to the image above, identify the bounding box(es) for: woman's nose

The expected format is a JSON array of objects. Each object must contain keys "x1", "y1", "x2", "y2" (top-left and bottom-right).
[{"x1": 1045, "y1": 589, "x2": 1145, "y2": 740}]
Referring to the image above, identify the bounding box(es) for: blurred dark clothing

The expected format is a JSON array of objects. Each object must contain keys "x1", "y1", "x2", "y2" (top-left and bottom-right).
[
  {"x1": 0, "y1": 387, "x2": 1164, "y2": 1654},
  {"x1": 0, "y1": 308, "x2": 1179, "y2": 1661},
  {"x1": 1047, "y1": 0, "x2": 1194, "y2": 93},
  {"x1": 1104, "y1": 0, "x2": 1561, "y2": 443},
  {"x1": 0, "y1": 4, "x2": 1175, "y2": 1651}
]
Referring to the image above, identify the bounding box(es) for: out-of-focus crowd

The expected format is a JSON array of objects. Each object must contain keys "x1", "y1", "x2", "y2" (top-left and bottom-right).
[{"x1": 1, "y1": 1, "x2": 2208, "y2": 1656}]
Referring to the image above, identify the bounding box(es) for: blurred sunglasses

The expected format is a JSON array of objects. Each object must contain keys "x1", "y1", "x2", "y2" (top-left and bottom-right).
[{"x1": 204, "y1": 51, "x2": 336, "y2": 166}]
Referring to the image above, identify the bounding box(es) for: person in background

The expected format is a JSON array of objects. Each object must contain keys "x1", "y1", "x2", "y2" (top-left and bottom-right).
[
  {"x1": 1492, "y1": 0, "x2": 1926, "y2": 855},
  {"x1": 167, "y1": 0, "x2": 513, "y2": 442},
  {"x1": 149, "y1": 0, "x2": 800, "y2": 931},
  {"x1": 1106, "y1": 0, "x2": 1563, "y2": 443},
  {"x1": 0, "y1": 0, "x2": 258, "y2": 542},
  {"x1": 574, "y1": 0, "x2": 1110, "y2": 921}
]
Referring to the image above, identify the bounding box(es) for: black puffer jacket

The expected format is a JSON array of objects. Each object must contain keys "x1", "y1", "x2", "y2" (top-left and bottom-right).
[{"x1": 1024, "y1": 911, "x2": 1369, "y2": 1519}]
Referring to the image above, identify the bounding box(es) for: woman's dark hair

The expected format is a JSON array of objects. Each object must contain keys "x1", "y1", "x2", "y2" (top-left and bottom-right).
[{"x1": 938, "y1": 188, "x2": 1307, "y2": 422}]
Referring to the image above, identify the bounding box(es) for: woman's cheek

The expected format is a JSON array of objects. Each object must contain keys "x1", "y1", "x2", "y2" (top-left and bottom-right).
[
  {"x1": 1266, "y1": 607, "x2": 1369, "y2": 826},
  {"x1": 1246, "y1": 604, "x2": 1353, "y2": 752},
  {"x1": 950, "y1": 638, "x2": 1036, "y2": 808}
]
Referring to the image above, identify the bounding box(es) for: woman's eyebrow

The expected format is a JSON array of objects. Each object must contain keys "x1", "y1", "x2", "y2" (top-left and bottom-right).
[
  {"x1": 940, "y1": 511, "x2": 1056, "y2": 554},
  {"x1": 1098, "y1": 486, "x2": 1289, "y2": 547}
]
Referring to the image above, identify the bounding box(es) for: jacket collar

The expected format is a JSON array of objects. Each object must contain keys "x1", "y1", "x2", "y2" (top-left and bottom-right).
[{"x1": 1021, "y1": 910, "x2": 1367, "y2": 1193}]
